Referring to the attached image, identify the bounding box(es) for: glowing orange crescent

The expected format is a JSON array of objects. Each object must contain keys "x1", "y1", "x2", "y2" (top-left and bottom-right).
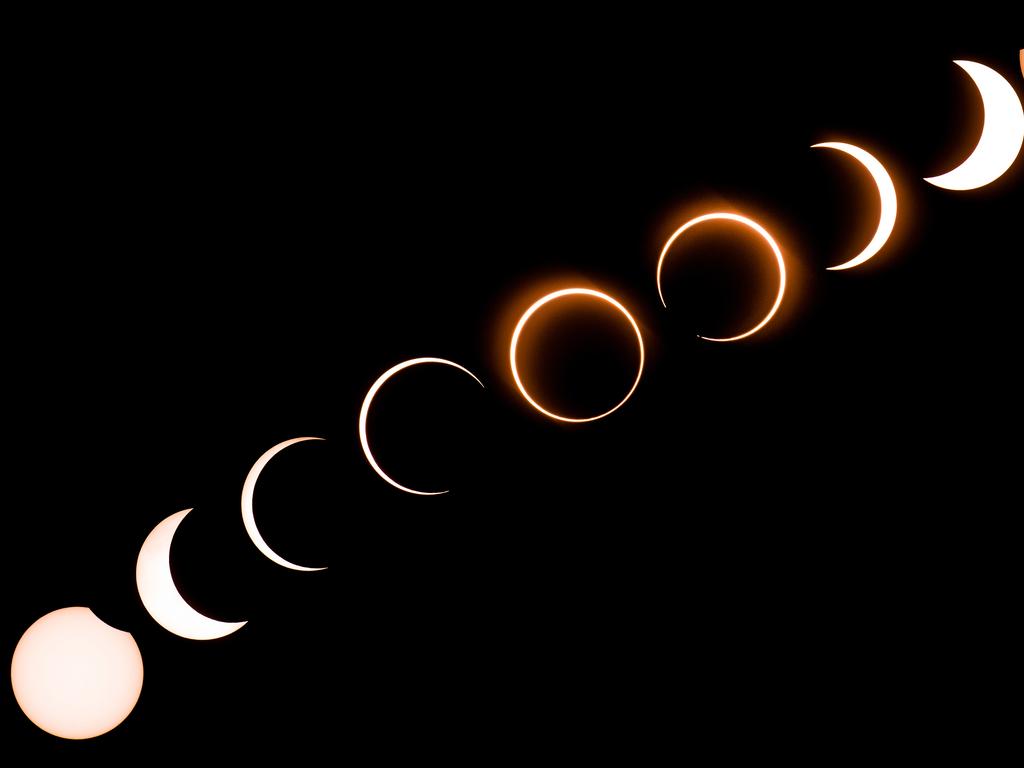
[
  {"x1": 359, "y1": 357, "x2": 484, "y2": 496},
  {"x1": 656, "y1": 212, "x2": 787, "y2": 342},
  {"x1": 509, "y1": 287, "x2": 645, "y2": 423},
  {"x1": 811, "y1": 142, "x2": 897, "y2": 271}
]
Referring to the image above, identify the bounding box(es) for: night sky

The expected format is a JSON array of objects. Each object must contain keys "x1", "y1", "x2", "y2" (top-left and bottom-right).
[{"x1": 4, "y1": 25, "x2": 1020, "y2": 759}]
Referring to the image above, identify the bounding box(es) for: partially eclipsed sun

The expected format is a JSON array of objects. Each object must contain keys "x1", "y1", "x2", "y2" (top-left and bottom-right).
[
  {"x1": 812, "y1": 141, "x2": 898, "y2": 270},
  {"x1": 657, "y1": 212, "x2": 787, "y2": 342},
  {"x1": 359, "y1": 357, "x2": 485, "y2": 495},
  {"x1": 11, "y1": 607, "x2": 144, "y2": 739}
]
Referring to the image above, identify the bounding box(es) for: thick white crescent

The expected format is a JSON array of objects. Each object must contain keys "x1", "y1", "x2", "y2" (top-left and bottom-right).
[
  {"x1": 359, "y1": 357, "x2": 484, "y2": 495},
  {"x1": 657, "y1": 212, "x2": 787, "y2": 342},
  {"x1": 242, "y1": 437, "x2": 327, "y2": 571},
  {"x1": 812, "y1": 142, "x2": 898, "y2": 271},
  {"x1": 925, "y1": 59, "x2": 1024, "y2": 190},
  {"x1": 136, "y1": 509, "x2": 247, "y2": 641}
]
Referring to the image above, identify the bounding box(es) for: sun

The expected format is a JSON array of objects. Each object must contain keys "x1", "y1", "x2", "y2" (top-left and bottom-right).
[{"x1": 11, "y1": 607, "x2": 145, "y2": 739}]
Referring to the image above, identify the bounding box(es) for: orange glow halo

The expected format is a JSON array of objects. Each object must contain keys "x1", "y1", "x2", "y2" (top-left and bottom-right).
[
  {"x1": 509, "y1": 287, "x2": 645, "y2": 423},
  {"x1": 656, "y1": 212, "x2": 787, "y2": 342}
]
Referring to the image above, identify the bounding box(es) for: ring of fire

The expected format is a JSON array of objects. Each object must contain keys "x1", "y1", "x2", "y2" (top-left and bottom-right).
[
  {"x1": 657, "y1": 212, "x2": 787, "y2": 342},
  {"x1": 509, "y1": 287, "x2": 645, "y2": 423}
]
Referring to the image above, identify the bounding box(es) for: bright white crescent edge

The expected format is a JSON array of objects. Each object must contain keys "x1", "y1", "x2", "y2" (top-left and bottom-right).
[
  {"x1": 242, "y1": 437, "x2": 327, "y2": 571},
  {"x1": 925, "y1": 59, "x2": 1024, "y2": 190},
  {"x1": 812, "y1": 142, "x2": 898, "y2": 271},
  {"x1": 359, "y1": 357, "x2": 484, "y2": 495},
  {"x1": 136, "y1": 509, "x2": 247, "y2": 641}
]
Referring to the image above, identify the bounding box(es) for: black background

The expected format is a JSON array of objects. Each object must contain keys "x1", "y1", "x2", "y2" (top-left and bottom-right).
[{"x1": 4, "y1": 22, "x2": 1021, "y2": 759}]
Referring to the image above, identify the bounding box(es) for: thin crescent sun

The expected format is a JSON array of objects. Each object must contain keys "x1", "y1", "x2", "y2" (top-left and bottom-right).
[
  {"x1": 136, "y1": 509, "x2": 247, "y2": 641},
  {"x1": 812, "y1": 141, "x2": 898, "y2": 271},
  {"x1": 359, "y1": 357, "x2": 485, "y2": 495},
  {"x1": 924, "y1": 59, "x2": 1024, "y2": 190},
  {"x1": 509, "y1": 287, "x2": 645, "y2": 423},
  {"x1": 656, "y1": 212, "x2": 787, "y2": 342},
  {"x1": 242, "y1": 437, "x2": 327, "y2": 572}
]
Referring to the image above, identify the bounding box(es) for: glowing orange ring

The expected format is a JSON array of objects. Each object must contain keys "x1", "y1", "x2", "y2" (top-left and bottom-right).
[
  {"x1": 656, "y1": 212, "x2": 787, "y2": 342},
  {"x1": 509, "y1": 287, "x2": 645, "y2": 423}
]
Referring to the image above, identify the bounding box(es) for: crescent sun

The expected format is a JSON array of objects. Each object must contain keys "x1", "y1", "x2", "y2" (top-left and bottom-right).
[
  {"x1": 924, "y1": 59, "x2": 1024, "y2": 190},
  {"x1": 359, "y1": 357, "x2": 485, "y2": 495},
  {"x1": 812, "y1": 142, "x2": 897, "y2": 270},
  {"x1": 657, "y1": 212, "x2": 787, "y2": 342},
  {"x1": 136, "y1": 509, "x2": 247, "y2": 641},
  {"x1": 242, "y1": 437, "x2": 327, "y2": 572}
]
